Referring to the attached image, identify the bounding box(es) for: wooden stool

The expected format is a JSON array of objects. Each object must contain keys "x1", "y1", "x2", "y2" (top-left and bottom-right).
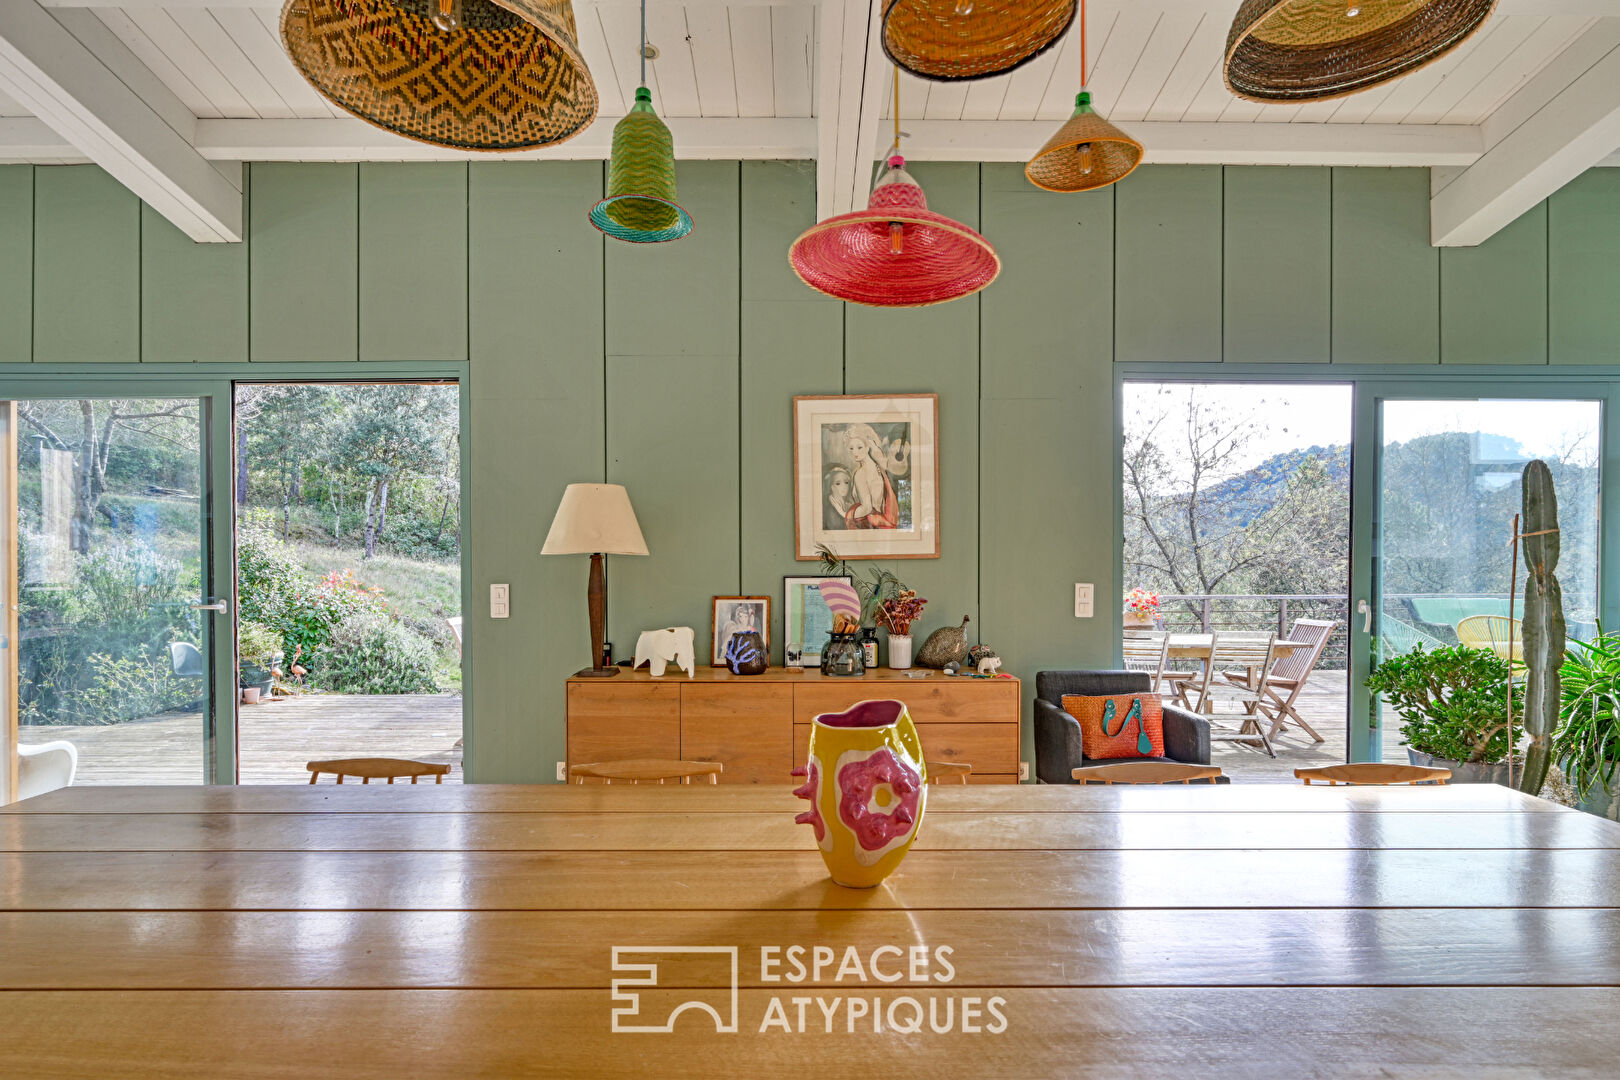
[
  {"x1": 925, "y1": 761, "x2": 972, "y2": 785},
  {"x1": 1295, "y1": 764, "x2": 1450, "y2": 786},
  {"x1": 306, "y1": 758, "x2": 450, "y2": 784},
  {"x1": 569, "y1": 760, "x2": 724, "y2": 785},
  {"x1": 1072, "y1": 762, "x2": 1224, "y2": 785}
]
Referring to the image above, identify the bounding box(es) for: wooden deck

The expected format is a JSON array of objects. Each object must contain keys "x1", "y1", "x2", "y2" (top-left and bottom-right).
[
  {"x1": 1204, "y1": 670, "x2": 1417, "y2": 782},
  {"x1": 19, "y1": 694, "x2": 464, "y2": 786}
]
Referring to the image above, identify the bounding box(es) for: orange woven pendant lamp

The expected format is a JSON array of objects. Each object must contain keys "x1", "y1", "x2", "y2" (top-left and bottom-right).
[
  {"x1": 880, "y1": 0, "x2": 1076, "y2": 81},
  {"x1": 1224, "y1": 0, "x2": 1497, "y2": 103},
  {"x1": 789, "y1": 78, "x2": 1000, "y2": 308},
  {"x1": 1025, "y1": 0, "x2": 1141, "y2": 193},
  {"x1": 281, "y1": 0, "x2": 598, "y2": 151}
]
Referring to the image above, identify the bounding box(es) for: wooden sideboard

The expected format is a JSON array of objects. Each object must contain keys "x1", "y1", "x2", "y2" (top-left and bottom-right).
[{"x1": 565, "y1": 667, "x2": 1022, "y2": 784}]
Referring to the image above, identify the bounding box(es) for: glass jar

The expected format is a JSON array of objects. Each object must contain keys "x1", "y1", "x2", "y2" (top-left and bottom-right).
[{"x1": 820, "y1": 631, "x2": 866, "y2": 677}]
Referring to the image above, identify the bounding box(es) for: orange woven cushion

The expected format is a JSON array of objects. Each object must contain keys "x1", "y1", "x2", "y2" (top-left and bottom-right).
[{"x1": 1061, "y1": 694, "x2": 1165, "y2": 760}]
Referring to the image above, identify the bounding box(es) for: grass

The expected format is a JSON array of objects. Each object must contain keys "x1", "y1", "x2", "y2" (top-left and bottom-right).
[{"x1": 290, "y1": 542, "x2": 463, "y2": 690}]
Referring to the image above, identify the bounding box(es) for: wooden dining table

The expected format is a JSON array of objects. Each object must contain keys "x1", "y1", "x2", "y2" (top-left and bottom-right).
[
  {"x1": 1165, "y1": 632, "x2": 1301, "y2": 661},
  {"x1": 3, "y1": 782, "x2": 1619, "y2": 1077}
]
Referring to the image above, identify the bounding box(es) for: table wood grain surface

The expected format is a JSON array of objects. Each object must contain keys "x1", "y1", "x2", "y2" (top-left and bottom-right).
[{"x1": 2, "y1": 783, "x2": 1617, "y2": 1079}]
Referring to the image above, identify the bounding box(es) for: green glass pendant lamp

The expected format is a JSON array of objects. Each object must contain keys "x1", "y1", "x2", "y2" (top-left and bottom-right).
[
  {"x1": 587, "y1": 0, "x2": 692, "y2": 242},
  {"x1": 1024, "y1": 0, "x2": 1142, "y2": 193}
]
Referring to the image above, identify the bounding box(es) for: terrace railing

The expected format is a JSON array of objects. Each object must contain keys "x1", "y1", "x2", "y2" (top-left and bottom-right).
[{"x1": 1153, "y1": 594, "x2": 1351, "y2": 669}]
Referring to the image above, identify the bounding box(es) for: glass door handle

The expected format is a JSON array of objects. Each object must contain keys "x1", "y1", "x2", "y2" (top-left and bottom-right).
[
  {"x1": 1356, "y1": 599, "x2": 1372, "y2": 634},
  {"x1": 191, "y1": 599, "x2": 230, "y2": 613}
]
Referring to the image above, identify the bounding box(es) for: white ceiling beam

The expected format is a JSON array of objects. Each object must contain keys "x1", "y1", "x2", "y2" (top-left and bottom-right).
[
  {"x1": 817, "y1": 0, "x2": 886, "y2": 219},
  {"x1": 0, "y1": 1, "x2": 240, "y2": 241},
  {"x1": 1431, "y1": 19, "x2": 1620, "y2": 246}
]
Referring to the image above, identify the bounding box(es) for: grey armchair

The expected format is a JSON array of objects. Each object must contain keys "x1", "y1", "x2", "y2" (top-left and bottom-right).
[{"x1": 1034, "y1": 670, "x2": 1225, "y2": 784}]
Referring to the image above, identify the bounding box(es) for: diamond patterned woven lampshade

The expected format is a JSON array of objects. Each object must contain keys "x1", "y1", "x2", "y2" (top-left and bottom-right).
[
  {"x1": 1224, "y1": 0, "x2": 1497, "y2": 103},
  {"x1": 589, "y1": 87, "x2": 693, "y2": 243},
  {"x1": 880, "y1": 0, "x2": 1076, "y2": 81},
  {"x1": 1025, "y1": 91, "x2": 1142, "y2": 193},
  {"x1": 281, "y1": 0, "x2": 598, "y2": 151},
  {"x1": 789, "y1": 156, "x2": 1000, "y2": 308}
]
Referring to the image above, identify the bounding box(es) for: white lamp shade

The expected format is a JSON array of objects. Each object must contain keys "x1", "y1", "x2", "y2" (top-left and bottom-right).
[{"x1": 541, "y1": 483, "x2": 649, "y2": 556}]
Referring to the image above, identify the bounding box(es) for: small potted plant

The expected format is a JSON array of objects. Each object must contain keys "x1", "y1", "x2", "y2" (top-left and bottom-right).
[
  {"x1": 878, "y1": 589, "x2": 927, "y2": 670},
  {"x1": 237, "y1": 620, "x2": 284, "y2": 704},
  {"x1": 1363, "y1": 643, "x2": 1523, "y2": 784},
  {"x1": 1123, "y1": 588, "x2": 1160, "y2": 629},
  {"x1": 1557, "y1": 632, "x2": 1620, "y2": 817}
]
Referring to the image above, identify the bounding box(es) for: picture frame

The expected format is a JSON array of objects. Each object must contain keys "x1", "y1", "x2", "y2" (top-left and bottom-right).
[
  {"x1": 794, "y1": 393, "x2": 939, "y2": 560},
  {"x1": 783, "y1": 575, "x2": 852, "y2": 663},
  {"x1": 711, "y1": 596, "x2": 770, "y2": 667}
]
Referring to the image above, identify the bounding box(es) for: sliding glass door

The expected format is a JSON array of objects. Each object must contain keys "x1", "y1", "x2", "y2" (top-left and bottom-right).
[
  {"x1": 2, "y1": 381, "x2": 235, "y2": 788},
  {"x1": 1348, "y1": 381, "x2": 1615, "y2": 763}
]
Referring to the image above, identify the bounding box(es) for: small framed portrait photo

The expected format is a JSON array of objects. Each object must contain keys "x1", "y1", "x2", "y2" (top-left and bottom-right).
[
  {"x1": 793, "y1": 393, "x2": 939, "y2": 560},
  {"x1": 712, "y1": 596, "x2": 770, "y2": 667}
]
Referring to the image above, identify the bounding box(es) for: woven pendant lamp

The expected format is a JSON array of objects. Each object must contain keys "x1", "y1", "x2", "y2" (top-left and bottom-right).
[
  {"x1": 588, "y1": 0, "x2": 691, "y2": 243},
  {"x1": 790, "y1": 151, "x2": 1000, "y2": 308},
  {"x1": 281, "y1": 0, "x2": 598, "y2": 151},
  {"x1": 1025, "y1": 0, "x2": 1140, "y2": 192},
  {"x1": 1224, "y1": 0, "x2": 1497, "y2": 103},
  {"x1": 881, "y1": 0, "x2": 1076, "y2": 82}
]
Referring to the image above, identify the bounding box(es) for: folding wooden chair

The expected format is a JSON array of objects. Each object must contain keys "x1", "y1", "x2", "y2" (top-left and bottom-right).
[
  {"x1": 1221, "y1": 618, "x2": 1336, "y2": 744},
  {"x1": 1121, "y1": 631, "x2": 1171, "y2": 694},
  {"x1": 1196, "y1": 634, "x2": 1281, "y2": 758}
]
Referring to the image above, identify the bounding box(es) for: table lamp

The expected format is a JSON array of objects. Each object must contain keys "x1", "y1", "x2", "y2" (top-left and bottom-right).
[{"x1": 542, "y1": 483, "x2": 648, "y2": 677}]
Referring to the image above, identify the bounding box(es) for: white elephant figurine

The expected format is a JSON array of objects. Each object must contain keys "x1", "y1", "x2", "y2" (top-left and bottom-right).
[
  {"x1": 633, "y1": 626, "x2": 696, "y2": 678},
  {"x1": 976, "y1": 655, "x2": 1002, "y2": 676}
]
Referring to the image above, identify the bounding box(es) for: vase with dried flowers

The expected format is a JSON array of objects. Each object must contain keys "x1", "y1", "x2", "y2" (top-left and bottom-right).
[
  {"x1": 1124, "y1": 588, "x2": 1160, "y2": 629},
  {"x1": 878, "y1": 589, "x2": 927, "y2": 670}
]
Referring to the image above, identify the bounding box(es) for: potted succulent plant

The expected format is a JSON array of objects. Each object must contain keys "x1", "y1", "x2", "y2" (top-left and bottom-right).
[
  {"x1": 1364, "y1": 643, "x2": 1524, "y2": 784},
  {"x1": 1557, "y1": 632, "x2": 1620, "y2": 819},
  {"x1": 237, "y1": 620, "x2": 284, "y2": 703}
]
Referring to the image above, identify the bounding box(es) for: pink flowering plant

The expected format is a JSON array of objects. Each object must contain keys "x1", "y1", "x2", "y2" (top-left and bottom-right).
[{"x1": 1124, "y1": 588, "x2": 1161, "y2": 616}]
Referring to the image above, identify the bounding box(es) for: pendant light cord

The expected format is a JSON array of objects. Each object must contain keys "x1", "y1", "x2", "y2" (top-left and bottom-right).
[
  {"x1": 1080, "y1": 0, "x2": 1088, "y2": 90},
  {"x1": 892, "y1": 67, "x2": 901, "y2": 153},
  {"x1": 640, "y1": 0, "x2": 647, "y2": 85}
]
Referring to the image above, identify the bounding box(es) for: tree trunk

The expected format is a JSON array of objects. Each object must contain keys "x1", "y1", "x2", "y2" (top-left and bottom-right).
[
  {"x1": 363, "y1": 479, "x2": 388, "y2": 560},
  {"x1": 236, "y1": 423, "x2": 250, "y2": 506},
  {"x1": 433, "y1": 492, "x2": 451, "y2": 546},
  {"x1": 377, "y1": 478, "x2": 390, "y2": 538}
]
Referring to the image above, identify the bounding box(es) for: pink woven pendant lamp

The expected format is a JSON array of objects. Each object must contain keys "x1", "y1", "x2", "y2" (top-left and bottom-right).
[{"x1": 789, "y1": 78, "x2": 1000, "y2": 308}]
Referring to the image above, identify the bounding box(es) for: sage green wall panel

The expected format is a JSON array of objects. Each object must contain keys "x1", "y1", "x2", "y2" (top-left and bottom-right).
[
  {"x1": 606, "y1": 161, "x2": 740, "y2": 357},
  {"x1": 360, "y1": 163, "x2": 469, "y2": 362},
  {"x1": 843, "y1": 162, "x2": 980, "y2": 638},
  {"x1": 141, "y1": 203, "x2": 248, "y2": 363},
  {"x1": 0, "y1": 166, "x2": 32, "y2": 363},
  {"x1": 249, "y1": 163, "x2": 358, "y2": 362},
  {"x1": 1224, "y1": 166, "x2": 1330, "y2": 364},
  {"x1": 1115, "y1": 166, "x2": 1223, "y2": 363},
  {"x1": 742, "y1": 161, "x2": 820, "y2": 302},
  {"x1": 1550, "y1": 169, "x2": 1620, "y2": 364},
  {"x1": 979, "y1": 163, "x2": 1112, "y2": 397},
  {"x1": 607, "y1": 354, "x2": 740, "y2": 666},
  {"x1": 33, "y1": 165, "x2": 139, "y2": 363},
  {"x1": 1441, "y1": 202, "x2": 1547, "y2": 365},
  {"x1": 1331, "y1": 168, "x2": 1438, "y2": 364},
  {"x1": 465, "y1": 161, "x2": 604, "y2": 783}
]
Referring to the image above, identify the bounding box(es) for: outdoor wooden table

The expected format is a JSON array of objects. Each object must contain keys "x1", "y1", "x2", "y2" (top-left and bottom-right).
[
  {"x1": 1165, "y1": 632, "x2": 1301, "y2": 661},
  {"x1": 3, "y1": 783, "x2": 1619, "y2": 1077}
]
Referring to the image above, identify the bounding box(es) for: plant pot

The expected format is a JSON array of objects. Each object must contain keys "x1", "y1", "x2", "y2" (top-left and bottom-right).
[
  {"x1": 1407, "y1": 748, "x2": 1516, "y2": 786},
  {"x1": 1123, "y1": 611, "x2": 1155, "y2": 629},
  {"x1": 888, "y1": 634, "x2": 913, "y2": 670},
  {"x1": 240, "y1": 687, "x2": 261, "y2": 705},
  {"x1": 1577, "y1": 784, "x2": 1620, "y2": 821}
]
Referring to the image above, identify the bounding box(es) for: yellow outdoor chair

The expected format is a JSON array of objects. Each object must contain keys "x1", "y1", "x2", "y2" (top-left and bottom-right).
[{"x1": 1456, "y1": 615, "x2": 1523, "y2": 663}]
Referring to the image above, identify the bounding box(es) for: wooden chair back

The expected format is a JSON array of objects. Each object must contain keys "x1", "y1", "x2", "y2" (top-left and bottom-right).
[
  {"x1": 925, "y1": 761, "x2": 972, "y2": 785},
  {"x1": 1121, "y1": 631, "x2": 1171, "y2": 692},
  {"x1": 1456, "y1": 615, "x2": 1523, "y2": 661},
  {"x1": 569, "y1": 759, "x2": 724, "y2": 785},
  {"x1": 1204, "y1": 633, "x2": 1281, "y2": 706},
  {"x1": 1271, "y1": 619, "x2": 1336, "y2": 683},
  {"x1": 306, "y1": 758, "x2": 450, "y2": 784},
  {"x1": 1072, "y1": 762, "x2": 1224, "y2": 785},
  {"x1": 1295, "y1": 763, "x2": 1451, "y2": 786}
]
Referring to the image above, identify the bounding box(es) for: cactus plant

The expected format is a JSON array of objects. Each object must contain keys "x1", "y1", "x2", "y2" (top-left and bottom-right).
[{"x1": 1518, "y1": 460, "x2": 1566, "y2": 795}]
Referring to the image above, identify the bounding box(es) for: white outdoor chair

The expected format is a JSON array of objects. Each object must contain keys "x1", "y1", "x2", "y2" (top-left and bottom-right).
[
  {"x1": 1220, "y1": 618, "x2": 1336, "y2": 744},
  {"x1": 1121, "y1": 631, "x2": 1171, "y2": 693},
  {"x1": 17, "y1": 741, "x2": 78, "y2": 801},
  {"x1": 1193, "y1": 633, "x2": 1281, "y2": 758}
]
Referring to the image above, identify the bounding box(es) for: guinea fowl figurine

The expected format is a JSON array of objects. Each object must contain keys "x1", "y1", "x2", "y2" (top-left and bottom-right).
[{"x1": 916, "y1": 615, "x2": 971, "y2": 669}]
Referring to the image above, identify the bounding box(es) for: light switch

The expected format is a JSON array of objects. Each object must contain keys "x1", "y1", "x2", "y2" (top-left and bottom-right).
[
  {"x1": 490, "y1": 583, "x2": 510, "y2": 619},
  {"x1": 1075, "y1": 583, "x2": 1094, "y2": 618}
]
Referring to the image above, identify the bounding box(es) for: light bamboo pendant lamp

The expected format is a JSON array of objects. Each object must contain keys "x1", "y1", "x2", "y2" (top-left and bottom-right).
[
  {"x1": 789, "y1": 76, "x2": 1000, "y2": 307},
  {"x1": 281, "y1": 0, "x2": 598, "y2": 151},
  {"x1": 1224, "y1": 0, "x2": 1498, "y2": 103},
  {"x1": 1024, "y1": 0, "x2": 1141, "y2": 193},
  {"x1": 880, "y1": 0, "x2": 1076, "y2": 81},
  {"x1": 588, "y1": 0, "x2": 692, "y2": 242}
]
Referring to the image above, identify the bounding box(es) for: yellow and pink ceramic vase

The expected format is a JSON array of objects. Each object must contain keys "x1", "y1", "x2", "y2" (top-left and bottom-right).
[{"x1": 792, "y1": 699, "x2": 927, "y2": 888}]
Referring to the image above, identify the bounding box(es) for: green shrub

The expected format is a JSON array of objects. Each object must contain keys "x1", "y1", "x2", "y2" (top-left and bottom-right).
[
  {"x1": 237, "y1": 621, "x2": 283, "y2": 664},
  {"x1": 1558, "y1": 632, "x2": 1620, "y2": 799},
  {"x1": 309, "y1": 611, "x2": 438, "y2": 694},
  {"x1": 1364, "y1": 644, "x2": 1522, "y2": 763},
  {"x1": 237, "y1": 524, "x2": 387, "y2": 659}
]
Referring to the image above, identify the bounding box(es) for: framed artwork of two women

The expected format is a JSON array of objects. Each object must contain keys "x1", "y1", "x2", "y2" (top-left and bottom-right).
[{"x1": 793, "y1": 394, "x2": 939, "y2": 560}]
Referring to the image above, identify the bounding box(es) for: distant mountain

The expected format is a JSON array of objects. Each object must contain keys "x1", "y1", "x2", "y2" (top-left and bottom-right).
[{"x1": 1200, "y1": 444, "x2": 1350, "y2": 527}]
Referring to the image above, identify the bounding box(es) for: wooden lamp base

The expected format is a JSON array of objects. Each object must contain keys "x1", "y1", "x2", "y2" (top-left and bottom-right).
[{"x1": 575, "y1": 552, "x2": 619, "y2": 677}]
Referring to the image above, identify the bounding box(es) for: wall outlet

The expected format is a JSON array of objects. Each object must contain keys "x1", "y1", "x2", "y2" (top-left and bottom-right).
[
  {"x1": 490, "y1": 583, "x2": 511, "y2": 619},
  {"x1": 1074, "y1": 583, "x2": 1094, "y2": 618},
  {"x1": 556, "y1": 761, "x2": 566, "y2": 782},
  {"x1": 1019, "y1": 761, "x2": 1029, "y2": 782}
]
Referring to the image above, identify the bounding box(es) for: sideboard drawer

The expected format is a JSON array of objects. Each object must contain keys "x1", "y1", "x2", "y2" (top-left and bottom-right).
[
  {"x1": 681, "y1": 685, "x2": 793, "y2": 784},
  {"x1": 792, "y1": 679, "x2": 1019, "y2": 725},
  {"x1": 567, "y1": 680, "x2": 680, "y2": 767},
  {"x1": 793, "y1": 721, "x2": 1018, "y2": 776}
]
